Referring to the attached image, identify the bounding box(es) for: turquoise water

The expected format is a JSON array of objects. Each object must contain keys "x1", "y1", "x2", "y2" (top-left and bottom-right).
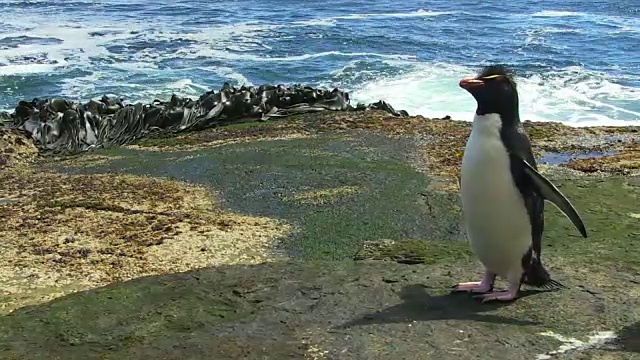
[{"x1": 1, "y1": 0, "x2": 639, "y2": 126}]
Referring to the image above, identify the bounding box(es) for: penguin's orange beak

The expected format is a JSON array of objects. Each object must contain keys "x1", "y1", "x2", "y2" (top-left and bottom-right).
[{"x1": 459, "y1": 77, "x2": 484, "y2": 90}]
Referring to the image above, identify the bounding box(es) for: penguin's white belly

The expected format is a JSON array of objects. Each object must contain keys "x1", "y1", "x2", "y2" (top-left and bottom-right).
[{"x1": 460, "y1": 115, "x2": 531, "y2": 278}]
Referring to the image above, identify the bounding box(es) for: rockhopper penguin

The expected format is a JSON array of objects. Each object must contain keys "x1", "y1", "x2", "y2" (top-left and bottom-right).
[{"x1": 453, "y1": 65, "x2": 588, "y2": 302}]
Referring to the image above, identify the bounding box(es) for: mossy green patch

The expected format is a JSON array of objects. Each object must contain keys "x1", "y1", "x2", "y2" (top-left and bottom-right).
[
  {"x1": 0, "y1": 260, "x2": 636, "y2": 359},
  {"x1": 50, "y1": 131, "x2": 640, "y2": 269},
  {"x1": 54, "y1": 132, "x2": 465, "y2": 261},
  {"x1": 133, "y1": 133, "x2": 206, "y2": 148},
  {"x1": 0, "y1": 271, "x2": 255, "y2": 358},
  {"x1": 223, "y1": 120, "x2": 276, "y2": 130},
  {"x1": 135, "y1": 119, "x2": 284, "y2": 148},
  {"x1": 354, "y1": 239, "x2": 473, "y2": 265},
  {"x1": 541, "y1": 175, "x2": 640, "y2": 272}
]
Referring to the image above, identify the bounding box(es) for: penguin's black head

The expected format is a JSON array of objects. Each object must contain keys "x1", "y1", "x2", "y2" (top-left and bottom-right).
[{"x1": 459, "y1": 65, "x2": 520, "y2": 121}]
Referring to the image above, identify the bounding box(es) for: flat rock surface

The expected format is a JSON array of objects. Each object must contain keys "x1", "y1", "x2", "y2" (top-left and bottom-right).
[
  {"x1": 0, "y1": 113, "x2": 638, "y2": 359},
  {"x1": 0, "y1": 260, "x2": 637, "y2": 359}
]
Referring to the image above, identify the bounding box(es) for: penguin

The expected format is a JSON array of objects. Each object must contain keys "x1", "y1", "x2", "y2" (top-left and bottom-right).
[{"x1": 453, "y1": 65, "x2": 588, "y2": 302}]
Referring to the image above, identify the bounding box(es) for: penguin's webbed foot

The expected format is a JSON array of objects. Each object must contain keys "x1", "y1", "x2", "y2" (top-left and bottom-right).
[
  {"x1": 473, "y1": 289, "x2": 519, "y2": 303},
  {"x1": 474, "y1": 278, "x2": 520, "y2": 303},
  {"x1": 452, "y1": 271, "x2": 495, "y2": 293},
  {"x1": 452, "y1": 281, "x2": 493, "y2": 293}
]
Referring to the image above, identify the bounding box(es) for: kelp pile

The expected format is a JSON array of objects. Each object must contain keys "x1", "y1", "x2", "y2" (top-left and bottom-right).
[{"x1": 0, "y1": 83, "x2": 408, "y2": 155}]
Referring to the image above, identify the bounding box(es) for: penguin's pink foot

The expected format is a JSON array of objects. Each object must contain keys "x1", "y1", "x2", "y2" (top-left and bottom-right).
[
  {"x1": 452, "y1": 271, "x2": 495, "y2": 293},
  {"x1": 474, "y1": 289, "x2": 519, "y2": 303},
  {"x1": 453, "y1": 281, "x2": 493, "y2": 293}
]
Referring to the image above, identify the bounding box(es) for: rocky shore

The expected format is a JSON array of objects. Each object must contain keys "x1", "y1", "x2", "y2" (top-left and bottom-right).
[{"x1": 0, "y1": 104, "x2": 638, "y2": 358}]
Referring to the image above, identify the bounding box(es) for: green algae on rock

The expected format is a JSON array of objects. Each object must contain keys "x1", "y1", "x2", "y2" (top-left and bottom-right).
[
  {"x1": 49, "y1": 131, "x2": 462, "y2": 261},
  {"x1": 354, "y1": 239, "x2": 473, "y2": 265},
  {"x1": 0, "y1": 257, "x2": 636, "y2": 359}
]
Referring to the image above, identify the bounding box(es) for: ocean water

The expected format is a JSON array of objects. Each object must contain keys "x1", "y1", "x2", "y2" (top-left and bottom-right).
[{"x1": 0, "y1": 0, "x2": 639, "y2": 126}]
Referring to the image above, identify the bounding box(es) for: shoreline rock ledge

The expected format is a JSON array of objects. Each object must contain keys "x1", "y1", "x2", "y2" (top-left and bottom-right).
[{"x1": 0, "y1": 83, "x2": 409, "y2": 156}]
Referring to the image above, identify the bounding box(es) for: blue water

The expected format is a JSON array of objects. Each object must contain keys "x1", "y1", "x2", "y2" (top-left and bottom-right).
[{"x1": 1, "y1": 0, "x2": 639, "y2": 126}]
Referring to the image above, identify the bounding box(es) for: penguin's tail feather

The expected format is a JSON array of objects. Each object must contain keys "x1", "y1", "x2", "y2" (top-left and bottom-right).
[{"x1": 523, "y1": 258, "x2": 566, "y2": 290}]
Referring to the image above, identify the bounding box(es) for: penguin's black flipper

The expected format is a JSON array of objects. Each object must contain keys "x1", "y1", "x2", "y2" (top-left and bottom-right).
[{"x1": 520, "y1": 159, "x2": 588, "y2": 238}]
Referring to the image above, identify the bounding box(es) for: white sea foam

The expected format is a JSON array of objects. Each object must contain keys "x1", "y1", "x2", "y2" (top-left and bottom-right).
[
  {"x1": 0, "y1": 63, "x2": 60, "y2": 76},
  {"x1": 349, "y1": 62, "x2": 640, "y2": 127},
  {"x1": 0, "y1": 10, "x2": 413, "y2": 82},
  {"x1": 176, "y1": 48, "x2": 416, "y2": 62},
  {"x1": 165, "y1": 78, "x2": 212, "y2": 96},
  {"x1": 206, "y1": 66, "x2": 254, "y2": 87},
  {"x1": 529, "y1": 10, "x2": 640, "y2": 33},
  {"x1": 0, "y1": 11, "x2": 271, "y2": 103},
  {"x1": 336, "y1": 9, "x2": 455, "y2": 20},
  {"x1": 59, "y1": 72, "x2": 101, "y2": 101},
  {"x1": 532, "y1": 11, "x2": 583, "y2": 18},
  {"x1": 292, "y1": 9, "x2": 456, "y2": 27},
  {"x1": 0, "y1": 22, "x2": 136, "y2": 76}
]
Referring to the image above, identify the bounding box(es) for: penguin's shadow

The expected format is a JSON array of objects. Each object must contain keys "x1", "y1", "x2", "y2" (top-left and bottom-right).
[
  {"x1": 615, "y1": 321, "x2": 639, "y2": 353},
  {"x1": 336, "y1": 284, "x2": 547, "y2": 329}
]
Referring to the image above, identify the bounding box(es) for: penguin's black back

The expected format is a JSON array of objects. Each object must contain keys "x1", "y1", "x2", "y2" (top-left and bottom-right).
[{"x1": 479, "y1": 66, "x2": 560, "y2": 289}]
